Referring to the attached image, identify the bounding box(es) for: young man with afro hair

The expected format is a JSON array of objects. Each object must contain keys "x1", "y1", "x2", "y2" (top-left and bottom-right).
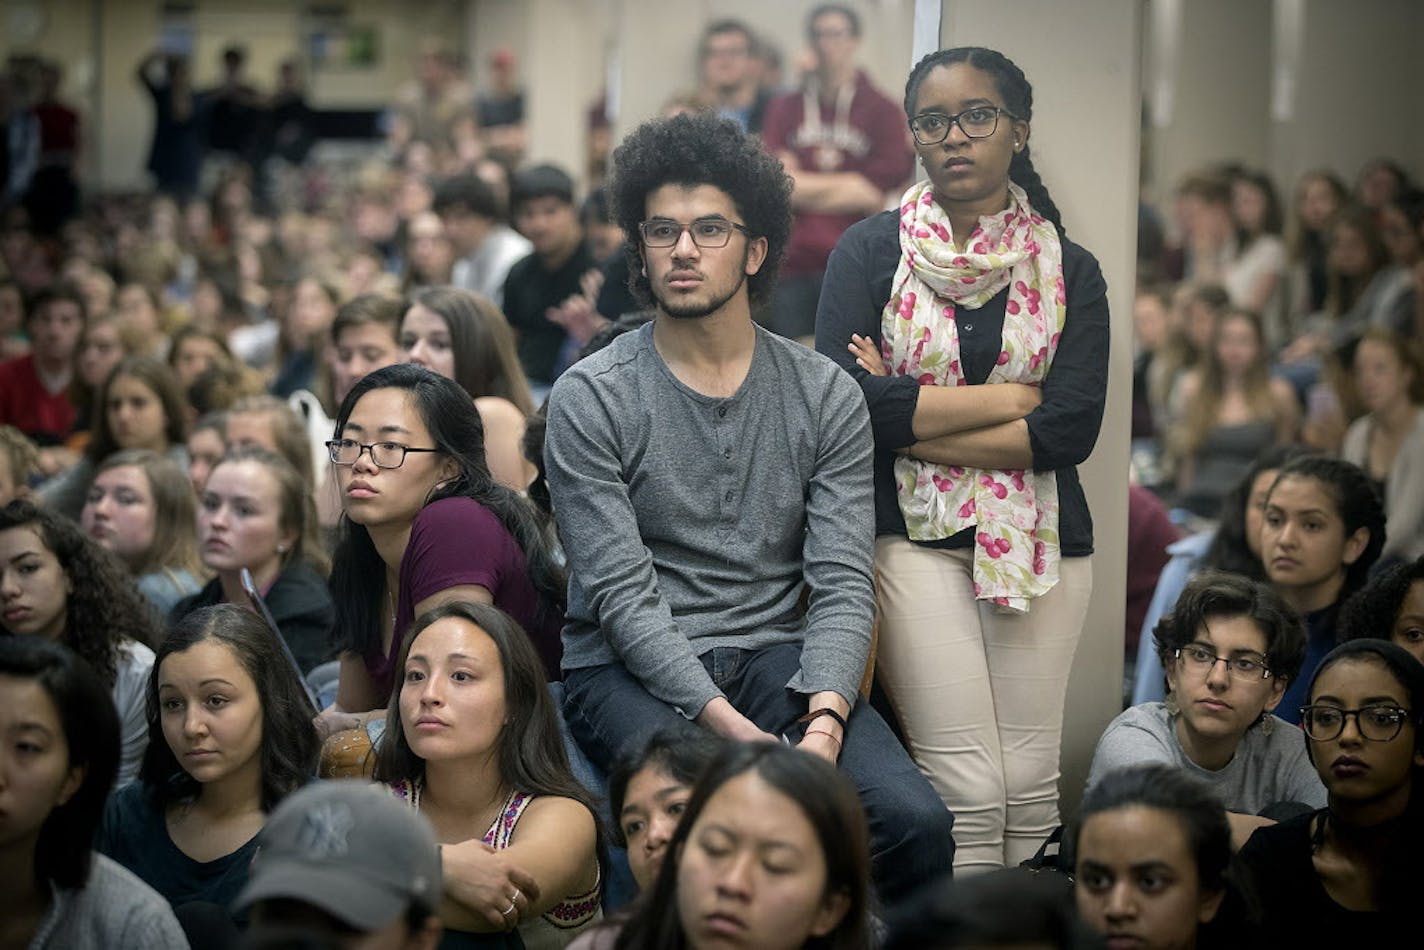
[{"x1": 544, "y1": 111, "x2": 955, "y2": 906}]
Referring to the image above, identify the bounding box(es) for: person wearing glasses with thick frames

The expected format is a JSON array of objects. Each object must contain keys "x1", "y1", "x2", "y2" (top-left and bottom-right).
[
  {"x1": 815, "y1": 46, "x2": 1109, "y2": 872},
  {"x1": 1235, "y1": 639, "x2": 1424, "y2": 942},
  {"x1": 316, "y1": 363, "x2": 566, "y2": 742},
  {"x1": 546, "y1": 111, "x2": 954, "y2": 907},
  {"x1": 1088, "y1": 573, "x2": 1324, "y2": 852}
]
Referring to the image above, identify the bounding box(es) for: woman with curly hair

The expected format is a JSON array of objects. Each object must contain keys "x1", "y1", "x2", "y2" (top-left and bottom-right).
[
  {"x1": 0, "y1": 499, "x2": 163, "y2": 784},
  {"x1": 1340, "y1": 555, "x2": 1424, "y2": 665},
  {"x1": 817, "y1": 46, "x2": 1108, "y2": 870}
]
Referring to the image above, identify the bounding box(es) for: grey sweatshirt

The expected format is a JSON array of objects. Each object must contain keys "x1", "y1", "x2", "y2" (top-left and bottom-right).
[{"x1": 546, "y1": 322, "x2": 875, "y2": 717}]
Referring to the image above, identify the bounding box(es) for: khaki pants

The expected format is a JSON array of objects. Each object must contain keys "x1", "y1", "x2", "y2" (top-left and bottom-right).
[{"x1": 874, "y1": 537, "x2": 1093, "y2": 871}]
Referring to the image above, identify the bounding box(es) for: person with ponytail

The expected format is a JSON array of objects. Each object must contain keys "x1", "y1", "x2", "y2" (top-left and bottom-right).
[{"x1": 815, "y1": 46, "x2": 1109, "y2": 871}]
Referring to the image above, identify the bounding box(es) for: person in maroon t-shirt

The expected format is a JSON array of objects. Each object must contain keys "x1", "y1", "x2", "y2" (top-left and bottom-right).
[
  {"x1": 761, "y1": 3, "x2": 914, "y2": 340},
  {"x1": 0, "y1": 283, "x2": 84, "y2": 451}
]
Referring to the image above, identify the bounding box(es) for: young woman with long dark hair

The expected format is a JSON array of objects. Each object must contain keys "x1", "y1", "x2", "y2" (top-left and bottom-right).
[
  {"x1": 816, "y1": 45, "x2": 1108, "y2": 870},
  {"x1": 38, "y1": 355, "x2": 188, "y2": 519},
  {"x1": 376, "y1": 601, "x2": 600, "y2": 948},
  {"x1": 96, "y1": 604, "x2": 320, "y2": 921},
  {"x1": 0, "y1": 635, "x2": 187, "y2": 948},
  {"x1": 1263, "y1": 456, "x2": 1387, "y2": 722},
  {"x1": 605, "y1": 742, "x2": 872, "y2": 950},
  {"x1": 320, "y1": 364, "x2": 565, "y2": 737}
]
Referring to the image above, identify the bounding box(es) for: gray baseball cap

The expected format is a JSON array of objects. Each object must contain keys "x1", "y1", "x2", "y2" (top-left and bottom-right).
[{"x1": 234, "y1": 780, "x2": 442, "y2": 931}]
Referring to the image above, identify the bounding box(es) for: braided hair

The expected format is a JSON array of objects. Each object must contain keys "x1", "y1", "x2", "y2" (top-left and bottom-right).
[{"x1": 903, "y1": 47, "x2": 1066, "y2": 236}]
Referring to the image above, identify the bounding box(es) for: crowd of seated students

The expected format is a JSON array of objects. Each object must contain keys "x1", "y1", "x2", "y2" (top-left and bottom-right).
[{"x1": 4, "y1": 15, "x2": 1424, "y2": 950}]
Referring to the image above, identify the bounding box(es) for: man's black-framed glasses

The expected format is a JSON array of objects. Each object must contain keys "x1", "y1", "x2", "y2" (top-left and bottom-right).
[
  {"x1": 639, "y1": 217, "x2": 753, "y2": 248},
  {"x1": 1299, "y1": 704, "x2": 1415, "y2": 742},
  {"x1": 326, "y1": 439, "x2": 441, "y2": 469},
  {"x1": 909, "y1": 106, "x2": 1018, "y2": 145},
  {"x1": 1174, "y1": 644, "x2": 1273, "y2": 680}
]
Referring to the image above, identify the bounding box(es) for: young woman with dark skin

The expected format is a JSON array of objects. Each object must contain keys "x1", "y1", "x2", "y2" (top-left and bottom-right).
[
  {"x1": 1235, "y1": 640, "x2": 1424, "y2": 942},
  {"x1": 1074, "y1": 765, "x2": 1232, "y2": 950},
  {"x1": 817, "y1": 46, "x2": 1108, "y2": 870}
]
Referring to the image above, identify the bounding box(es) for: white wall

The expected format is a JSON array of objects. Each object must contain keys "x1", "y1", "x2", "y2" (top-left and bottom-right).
[
  {"x1": 938, "y1": 0, "x2": 1140, "y2": 819},
  {"x1": 1143, "y1": 0, "x2": 1271, "y2": 203},
  {"x1": 1144, "y1": 0, "x2": 1424, "y2": 203},
  {"x1": 1269, "y1": 0, "x2": 1424, "y2": 192},
  {"x1": 611, "y1": 0, "x2": 917, "y2": 140}
]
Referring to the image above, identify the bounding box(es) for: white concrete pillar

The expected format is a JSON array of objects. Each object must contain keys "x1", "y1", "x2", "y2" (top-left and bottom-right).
[{"x1": 937, "y1": 0, "x2": 1140, "y2": 818}]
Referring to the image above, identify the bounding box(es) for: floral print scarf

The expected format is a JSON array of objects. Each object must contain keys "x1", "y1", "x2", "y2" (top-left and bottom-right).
[{"x1": 881, "y1": 180, "x2": 1066, "y2": 613}]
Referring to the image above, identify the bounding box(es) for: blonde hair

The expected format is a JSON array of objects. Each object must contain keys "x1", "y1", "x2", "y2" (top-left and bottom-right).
[
  {"x1": 92, "y1": 449, "x2": 204, "y2": 579},
  {"x1": 0, "y1": 425, "x2": 39, "y2": 487}
]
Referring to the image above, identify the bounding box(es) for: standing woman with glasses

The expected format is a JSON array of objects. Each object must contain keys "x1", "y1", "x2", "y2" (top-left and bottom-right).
[
  {"x1": 319, "y1": 364, "x2": 565, "y2": 739},
  {"x1": 1235, "y1": 639, "x2": 1424, "y2": 941},
  {"x1": 1087, "y1": 573, "x2": 1324, "y2": 850},
  {"x1": 815, "y1": 46, "x2": 1109, "y2": 870}
]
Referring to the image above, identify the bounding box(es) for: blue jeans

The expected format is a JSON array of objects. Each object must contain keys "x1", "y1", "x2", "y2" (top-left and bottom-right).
[{"x1": 563, "y1": 643, "x2": 956, "y2": 906}]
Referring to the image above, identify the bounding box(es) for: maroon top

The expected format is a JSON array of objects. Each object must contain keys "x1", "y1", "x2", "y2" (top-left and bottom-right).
[
  {"x1": 0, "y1": 354, "x2": 76, "y2": 443},
  {"x1": 761, "y1": 71, "x2": 914, "y2": 277},
  {"x1": 369, "y1": 496, "x2": 562, "y2": 698}
]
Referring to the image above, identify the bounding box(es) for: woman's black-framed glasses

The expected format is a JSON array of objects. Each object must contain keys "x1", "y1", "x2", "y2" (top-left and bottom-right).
[
  {"x1": 909, "y1": 106, "x2": 1018, "y2": 145},
  {"x1": 639, "y1": 217, "x2": 753, "y2": 248},
  {"x1": 1299, "y1": 704, "x2": 1415, "y2": 742},
  {"x1": 326, "y1": 439, "x2": 440, "y2": 469}
]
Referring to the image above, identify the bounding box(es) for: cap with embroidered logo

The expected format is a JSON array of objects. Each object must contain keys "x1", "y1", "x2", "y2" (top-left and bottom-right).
[{"x1": 234, "y1": 779, "x2": 441, "y2": 931}]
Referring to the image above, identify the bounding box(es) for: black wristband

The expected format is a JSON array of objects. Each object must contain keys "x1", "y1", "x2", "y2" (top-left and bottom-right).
[{"x1": 797, "y1": 707, "x2": 849, "y2": 732}]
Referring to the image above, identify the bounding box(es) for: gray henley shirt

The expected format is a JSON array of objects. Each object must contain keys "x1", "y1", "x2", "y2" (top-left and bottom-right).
[{"x1": 546, "y1": 321, "x2": 875, "y2": 717}]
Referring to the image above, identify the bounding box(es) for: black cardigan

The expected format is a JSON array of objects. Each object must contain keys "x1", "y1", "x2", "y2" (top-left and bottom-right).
[
  {"x1": 813, "y1": 210, "x2": 1109, "y2": 557},
  {"x1": 171, "y1": 562, "x2": 335, "y2": 674}
]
